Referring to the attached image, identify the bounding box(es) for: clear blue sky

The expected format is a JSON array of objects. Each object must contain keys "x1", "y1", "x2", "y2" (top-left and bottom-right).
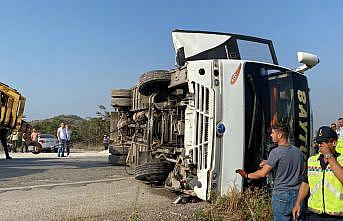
[{"x1": 1, "y1": 0, "x2": 342, "y2": 129}]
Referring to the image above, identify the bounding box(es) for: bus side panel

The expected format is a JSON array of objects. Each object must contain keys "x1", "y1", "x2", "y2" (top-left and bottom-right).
[{"x1": 220, "y1": 60, "x2": 245, "y2": 194}]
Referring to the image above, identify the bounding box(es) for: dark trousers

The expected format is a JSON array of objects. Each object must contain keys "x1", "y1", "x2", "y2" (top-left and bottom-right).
[
  {"x1": 103, "y1": 143, "x2": 109, "y2": 150},
  {"x1": 21, "y1": 142, "x2": 28, "y2": 153},
  {"x1": 304, "y1": 212, "x2": 343, "y2": 221},
  {"x1": 66, "y1": 140, "x2": 71, "y2": 155},
  {"x1": 0, "y1": 131, "x2": 11, "y2": 159},
  {"x1": 12, "y1": 140, "x2": 19, "y2": 152}
]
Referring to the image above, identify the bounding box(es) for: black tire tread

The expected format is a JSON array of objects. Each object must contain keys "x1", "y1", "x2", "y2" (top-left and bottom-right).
[
  {"x1": 137, "y1": 70, "x2": 171, "y2": 96},
  {"x1": 134, "y1": 161, "x2": 174, "y2": 182}
]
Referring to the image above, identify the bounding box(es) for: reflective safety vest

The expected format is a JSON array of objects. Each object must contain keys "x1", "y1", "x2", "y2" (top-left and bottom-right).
[
  {"x1": 307, "y1": 154, "x2": 343, "y2": 216},
  {"x1": 336, "y1": 137, "x2": 343, "y2": 155}
]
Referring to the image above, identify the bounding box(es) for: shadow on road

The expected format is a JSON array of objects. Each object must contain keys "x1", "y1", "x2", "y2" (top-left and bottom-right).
[{"x1": 0, "y1": 154, "x2": 109, "y2": 181}]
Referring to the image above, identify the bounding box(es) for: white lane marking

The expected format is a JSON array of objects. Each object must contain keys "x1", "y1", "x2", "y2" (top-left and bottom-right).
[{"x1": 0, "y1": 177, "x2": 132, "y2": 192}]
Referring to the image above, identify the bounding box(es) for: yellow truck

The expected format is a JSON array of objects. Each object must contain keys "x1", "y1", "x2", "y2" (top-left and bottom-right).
[{"x1": 0, "y1": 82, "x2": 26, "y2": 159}]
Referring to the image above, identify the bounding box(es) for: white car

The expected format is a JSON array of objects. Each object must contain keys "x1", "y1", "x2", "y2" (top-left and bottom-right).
[{"x1": 38, "y1": 134, "x2": 59, "y2": 152}]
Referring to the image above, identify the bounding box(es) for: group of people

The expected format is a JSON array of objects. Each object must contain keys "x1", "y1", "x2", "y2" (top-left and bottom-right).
[
  {"x1": 236, "y1": 121, "x2": 343, "y2": 221},
  {"x1": 5, "y1": 122, "x2": 72, "y2": 158},
  {"x1": 56, "y1": 122, "x2": 72, "y2": 157},
  {"x1": 7, "y1": 128, "x2": 38, "y2": 153},
  {"x1": 1, "y1": 123, "x2": 42, "y2": 159},
  {"x1": 7, "y1": 128, "x2": 42, "y2": 155}
]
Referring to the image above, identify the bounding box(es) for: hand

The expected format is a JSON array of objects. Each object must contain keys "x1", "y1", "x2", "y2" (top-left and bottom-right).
[
  {"x1": 319, "y1": 145, "x2": 332, "y2": 155},
  {"x1": 292, "y1": 203, "x2": 301, "y2": 221},
  {"x1": 235, "y1": 169, "x2": 248, "y2": 178},
  {"x1": 259, "y1": 160, "x2": 267, "y2": 168}
]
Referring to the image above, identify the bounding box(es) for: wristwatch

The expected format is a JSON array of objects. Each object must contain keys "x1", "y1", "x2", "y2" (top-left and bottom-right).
[{"x1": 324, "y1": 153, "x2": 334, "y2": 159}]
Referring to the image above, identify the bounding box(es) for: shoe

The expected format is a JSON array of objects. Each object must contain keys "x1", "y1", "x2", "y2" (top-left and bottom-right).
[{"x1": 5, "y1": 156, "x2": 13, "y2": 160}]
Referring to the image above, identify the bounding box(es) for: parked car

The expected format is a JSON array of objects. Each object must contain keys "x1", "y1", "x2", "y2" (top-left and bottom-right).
[{"x1": 38, "y1": 134, "x2": 59, "y2": 152}]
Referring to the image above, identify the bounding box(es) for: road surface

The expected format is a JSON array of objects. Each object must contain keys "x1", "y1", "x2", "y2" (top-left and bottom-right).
[{"x1": 0, "y1": 151, "x2": 206, "y2": 221}]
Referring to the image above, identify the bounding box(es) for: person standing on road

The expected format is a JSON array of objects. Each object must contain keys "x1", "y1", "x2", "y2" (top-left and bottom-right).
[
  {"x1": 236, "y1": 123, "x2": 304, "y2": 221},
  {"x1": 21, "y1": 132, "x2": 28, "y2": 153},
  {"x1": 57, "y1": 122, "x2": 67, "y2": 157},
  {"x1": 0, "y1": 128, "x2": 12, "y2": 159},
  {"x1": 21, "y1": 127, "x2": 41, "y2": 154},
  {"x1": 103, "y1": 135, "x2": 109, "y2": 150},
  {"x1": 30, "y1": 128, "x2": 42, "y2": 154},
  {"x1": 65, "y1": 124, "x2": 72, "y2": 156},
  {"x1": 292, "y1": 126, "x2": 343, "y2": 221},
  {"x1": 10, "y1": 131, "x2": 19, "y2": 153}
]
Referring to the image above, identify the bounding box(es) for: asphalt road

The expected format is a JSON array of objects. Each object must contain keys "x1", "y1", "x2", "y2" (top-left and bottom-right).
[{"x1": 0, "y1": 151, "x2": 207, "y2": 221}]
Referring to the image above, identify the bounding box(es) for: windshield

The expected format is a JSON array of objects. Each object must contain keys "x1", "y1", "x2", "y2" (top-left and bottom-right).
[
  {"x1": 243, "y1": 63, "x2": 311, "y2": 184},
  {"x1": 237, "y1": 39, "x2": 274, "y2": 64}
]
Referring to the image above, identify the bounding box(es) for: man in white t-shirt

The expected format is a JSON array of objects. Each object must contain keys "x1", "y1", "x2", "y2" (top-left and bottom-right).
[{"x1": 56, "y1": 122, "x2": 67, "y2": 157}]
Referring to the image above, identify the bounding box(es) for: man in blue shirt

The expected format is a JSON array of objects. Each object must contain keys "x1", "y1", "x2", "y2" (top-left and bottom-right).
[{"x1": 236, "y1": 123, "x2": 304, "y2": 221}]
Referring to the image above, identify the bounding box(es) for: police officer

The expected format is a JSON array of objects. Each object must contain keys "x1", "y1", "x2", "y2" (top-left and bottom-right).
[{"x1": 292, "y1": 126, "x2": 343, "y2": 220}]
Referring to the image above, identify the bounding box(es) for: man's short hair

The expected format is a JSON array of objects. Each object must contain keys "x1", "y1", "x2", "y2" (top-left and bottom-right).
[
  {"x1": 339, "y1": 117, "x2": 343, "y2": 121},
  {"x1": 271, "y1": 122, "x2": 289, "y2": 138}
]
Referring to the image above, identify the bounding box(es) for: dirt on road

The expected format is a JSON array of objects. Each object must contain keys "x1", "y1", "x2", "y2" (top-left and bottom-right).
[{"x1": 0, "y1": 151, "x2": 208, "y2": 221}]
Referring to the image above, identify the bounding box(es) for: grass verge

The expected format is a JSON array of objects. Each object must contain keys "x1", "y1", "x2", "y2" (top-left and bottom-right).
[{"x1": 195, "y1": 187, "x2": 273, "y2": 221}]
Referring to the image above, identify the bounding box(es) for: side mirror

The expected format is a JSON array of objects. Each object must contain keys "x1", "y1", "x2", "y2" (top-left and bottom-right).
[{"x1": 295, "y1": 52, "x2": 320, "y2": 73}]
